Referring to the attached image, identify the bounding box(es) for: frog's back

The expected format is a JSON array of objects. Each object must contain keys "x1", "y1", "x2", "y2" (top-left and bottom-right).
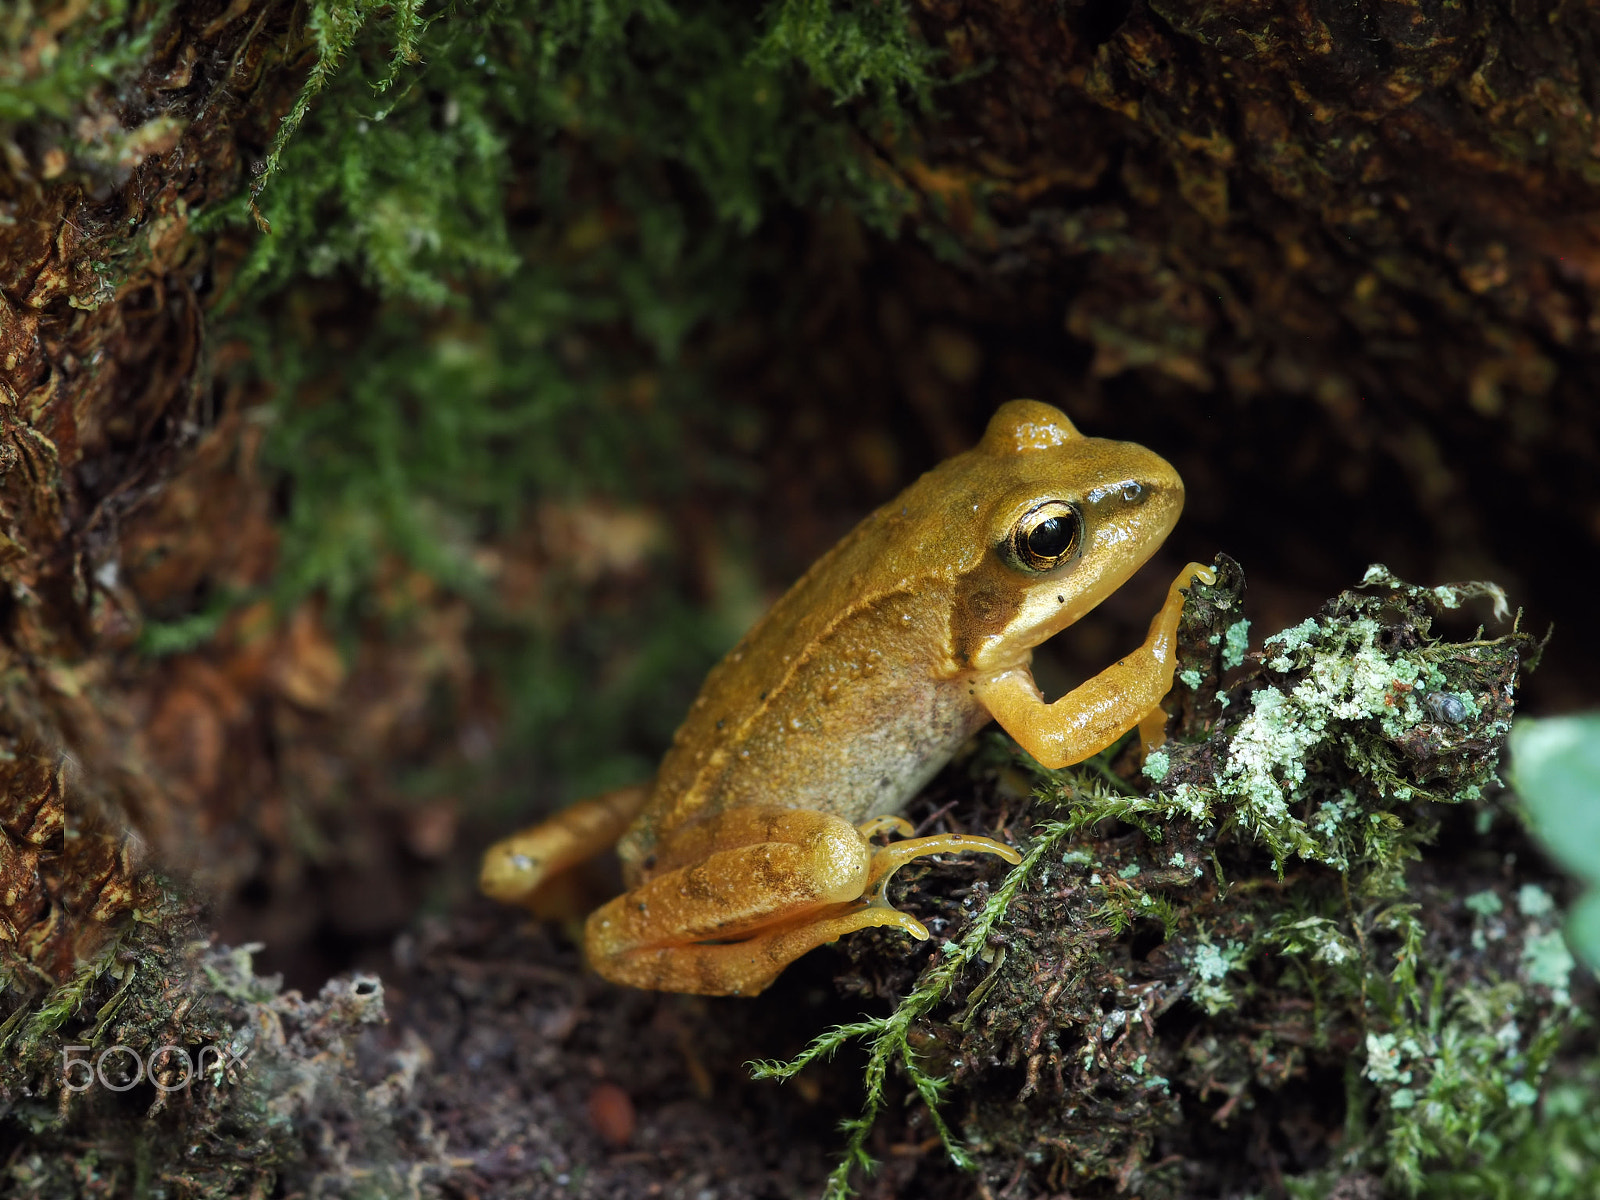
[{"x1": 624, "y1": 459, "x2": 991, "y2": 868}]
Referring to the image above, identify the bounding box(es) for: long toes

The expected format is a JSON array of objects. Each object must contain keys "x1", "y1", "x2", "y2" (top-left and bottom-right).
[{"x1": 857, "y1": 814, "x2": 916, "y2": 840}]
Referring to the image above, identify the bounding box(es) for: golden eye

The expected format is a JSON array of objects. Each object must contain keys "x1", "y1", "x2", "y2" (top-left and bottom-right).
[{"x1": 1010, "y1": 501, "x2": 1081, "y2": 572}]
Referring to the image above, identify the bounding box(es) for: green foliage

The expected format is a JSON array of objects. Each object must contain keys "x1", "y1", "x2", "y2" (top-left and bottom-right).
[
  {"x1": 137, "y1": 589, "x2": 243, "y2": 657},
  {"x1": 243, "y1": 295, "x2": 703, "y2": 610},
  {"x1": 0, "y1": 0, "x2": 168, "y2": 123},
  {"x1": 235, "y1": 0, "x2": 932, "y2": 305},
  {"x1": 1511, "y1": 713, "x2": 1600, "y2": 970},
  {"x1": 253, "y1": 0, "x2": 427, "y2": 198},
  {"x1": 753, "y1": 0, "x2": 936, "y2": 115}
]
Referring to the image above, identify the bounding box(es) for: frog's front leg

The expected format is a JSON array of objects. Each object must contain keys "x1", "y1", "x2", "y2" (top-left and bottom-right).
[
  {"x1": 585, "y1": 807, "x2": 1020, "y2": 996},
  {"x1": 975, "y1": 561, "x2": 1215, "y2": 769}
]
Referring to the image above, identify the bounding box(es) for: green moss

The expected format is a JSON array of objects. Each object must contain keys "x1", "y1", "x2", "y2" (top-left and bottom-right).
[
  {"x1": 752, "y1": 0, "x2": 935, "y2": 115},
  {"x1": 191, "y1": 0, "x2": 944, "y2": 805},
  {"x1": 1417, "y1": 1065, "x2": 1600, "y2": 1199},
  {"x1": 750, "y1": 821, "x2": 1074, "y2": 1200},
  {"x1": 186, "y1": 0, "x2": 942, "y2": 673},
  {"x1": 0, "y1": 0, "x2": 169, "y2": 123},
  {"x1": 232, "y1": 0, "x2": 932, "y2": 302}
]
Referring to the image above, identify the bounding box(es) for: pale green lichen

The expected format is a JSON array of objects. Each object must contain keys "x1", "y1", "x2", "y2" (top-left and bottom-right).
[
  {"x1": 1366, "y1": 1031, "x2": 1416, "y2": 1084},
  {"x1": 1221, "y1": 618, "x2": 1251, "y2": 669},
  {"x1": 1262, "y1": 616, "x2": 1320, "y2": 671},
  {"x1": 1362, "y1": 563, "x2": 1398, "y2": 587},
  {"x1": 1466, "y1": 890, "x2": 1505, "y2": 917},
  {"x1": 1363, "y1": 562, "x2": 1510, "y2": 621},
  {"x1": 1504, "y1": 1078, "x2": 1539, "y2": 1106},
  {"x1": 1522, "y1": 930, "x2": 1574, "y2": 998},
  {"x1": 1158, "y1": 611, "x2": 1471, "y2": 870},
  {"x1": 1187, "y1": 939, "x2": 1249, "y2": 1014},
  {"x1": 1518, "y1": 884, "x2": 1556, "y2": 918}
]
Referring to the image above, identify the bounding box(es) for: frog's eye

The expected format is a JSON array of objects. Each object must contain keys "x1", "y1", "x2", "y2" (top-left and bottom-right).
[{"x1": 1010, "y1": 501, "x2": 1082, "y2": 572}]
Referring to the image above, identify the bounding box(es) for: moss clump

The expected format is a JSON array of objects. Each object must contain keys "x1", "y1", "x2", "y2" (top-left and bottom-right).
[
  {"x1": 224, "y1": 0, "x2": 936, "y2": 589},
  {"x1": 1414, "y1": 1062, "x2": 1600, "y2": 1199},
  {"x1": 758, "y1": 561, "x2": 1586, "y2": 1198}
]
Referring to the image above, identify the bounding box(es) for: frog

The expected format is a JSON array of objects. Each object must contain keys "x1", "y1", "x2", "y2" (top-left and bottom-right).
[{"x1": 480, "y1": 400, "x2": 1214, "y2": 996}]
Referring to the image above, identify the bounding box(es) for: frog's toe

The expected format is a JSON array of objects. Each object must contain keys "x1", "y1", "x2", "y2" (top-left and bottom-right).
[
  {"x1": 861, "y1": 905, "x2": 931, "y2": 940},
  {"x1": 857, "y1": 814, "x2": 917, "y2": 840},
  {"x1": 861, "y1": 831, "x2": 1022, "y2": 902}
]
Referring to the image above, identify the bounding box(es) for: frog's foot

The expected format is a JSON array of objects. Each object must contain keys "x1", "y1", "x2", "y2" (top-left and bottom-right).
[
  {"x1": 976, "y1": 560, "x2": 1216, "y2": 769},
  {"x1": 480, "y1": 783, "x2": 650, "y2": 914},
  {"x1": 854, "y1": 817, "x2": 1022, "y2": 933},
  {"x1": 583, "y1": 807, "x2": 1020, "y2": 996},
  {"x1": 1136, "y1": 701, "x2": 1173, "y2": 761}
]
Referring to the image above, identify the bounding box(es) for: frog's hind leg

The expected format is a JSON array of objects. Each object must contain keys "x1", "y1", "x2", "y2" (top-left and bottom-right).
[
  {"x1": 584, "y1": 807, "x2": 1019, "y2": 996},
  {"x1": 480, "y1": 784, "x2": 650, "y2": 913}
]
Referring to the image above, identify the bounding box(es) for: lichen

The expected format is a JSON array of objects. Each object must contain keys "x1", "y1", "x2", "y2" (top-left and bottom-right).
[{"x1": 1221, "y1": 617, "x2": 1251, "y2": 669}]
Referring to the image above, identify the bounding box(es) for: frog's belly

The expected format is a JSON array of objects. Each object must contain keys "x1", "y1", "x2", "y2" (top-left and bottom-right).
[
  {"x1": 665, "y1": 674, "x2": 990, "y2": 833},
  {"x1": 844, "y1": 680, "x2": 991, "y2": 822}
]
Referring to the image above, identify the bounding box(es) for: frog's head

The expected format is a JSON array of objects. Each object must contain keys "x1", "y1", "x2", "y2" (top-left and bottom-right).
[{"x1": 948, "y1": 399, "x2": 1187, "y2": 671}]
